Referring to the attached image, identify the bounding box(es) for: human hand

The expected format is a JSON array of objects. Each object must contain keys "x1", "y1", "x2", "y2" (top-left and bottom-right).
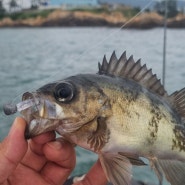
[
  {"x1": 0, "y1": 117, "x2": 75, "y2": 185},
  {"x1": 0, "y1": 117, "x2": 107, "y2": 185}
]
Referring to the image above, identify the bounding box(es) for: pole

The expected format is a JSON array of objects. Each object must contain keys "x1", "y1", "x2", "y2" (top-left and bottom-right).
[{"x1": 162, "y1": 0, "x2": 167, "y2": 87}]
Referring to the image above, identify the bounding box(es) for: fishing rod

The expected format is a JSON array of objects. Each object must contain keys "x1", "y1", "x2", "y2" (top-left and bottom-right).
[{"x1": 162, "y1": 0, "x2": 168, "y2": 87}]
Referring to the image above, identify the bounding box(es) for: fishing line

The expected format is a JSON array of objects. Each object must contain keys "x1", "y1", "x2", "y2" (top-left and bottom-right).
[
  {"x1": 77, "y1": 0, "x2": 155, "y2": 53},
  {"x1": 26, "y1": 0, "x2": 154, "y2": 81},
  {"x1": 2, "y1": 0, "x2": 156, "y2": 114},
  {"x1": 36, "y1": 0, "x2": 155, "y2": 82}
]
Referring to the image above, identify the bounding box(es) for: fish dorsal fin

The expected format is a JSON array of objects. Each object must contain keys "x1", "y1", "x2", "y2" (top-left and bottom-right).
[
  {"x1": 98, "y1": 51, "x2": 167, "y2": 97},
  {"x1": 170, "y1": 88, "x2": 185, "y2": 123}
]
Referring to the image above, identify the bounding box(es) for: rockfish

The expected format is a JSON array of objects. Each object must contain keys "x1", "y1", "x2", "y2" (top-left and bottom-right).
[{"x1": 5, "y1": 51, "x2": 185, "y2": 185}]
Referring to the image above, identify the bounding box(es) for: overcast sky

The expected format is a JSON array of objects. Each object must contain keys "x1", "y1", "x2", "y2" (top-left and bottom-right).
[{"x1": 3, "y1": 0, "x2": 185, "y2": 11}]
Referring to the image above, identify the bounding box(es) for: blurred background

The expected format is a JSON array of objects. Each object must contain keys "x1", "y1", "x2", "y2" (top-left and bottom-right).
[{"x1": 0, "y1": 0, "x2": 185, "y2": 184}]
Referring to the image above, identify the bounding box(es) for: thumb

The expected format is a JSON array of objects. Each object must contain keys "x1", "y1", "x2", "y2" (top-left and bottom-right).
[{"x1": 0, "y1": 117, "x2": 28, "y2": 182}]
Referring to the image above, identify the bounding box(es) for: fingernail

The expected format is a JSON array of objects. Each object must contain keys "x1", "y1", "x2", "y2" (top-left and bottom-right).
[{"x1": 48, "y1": 141, "x2": 62, "y2": 150}]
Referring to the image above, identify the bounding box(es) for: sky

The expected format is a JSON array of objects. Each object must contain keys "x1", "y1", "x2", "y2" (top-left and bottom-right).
[
  {"x1": 3, "y1": 0, "x2": 185, "y2": 11},
  {"x1": 2, "y1": 0, "x2": 154, "y2": 10}
]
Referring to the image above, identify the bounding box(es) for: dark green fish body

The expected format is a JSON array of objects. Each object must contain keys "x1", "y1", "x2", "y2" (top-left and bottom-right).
[{"x1": 21, "y1": 52, "x2": 185, "y2": 185}]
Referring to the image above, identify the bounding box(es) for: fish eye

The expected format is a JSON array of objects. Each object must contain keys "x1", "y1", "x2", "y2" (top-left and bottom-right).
[{"x1": 54, "y1": 82, "x2": 74, "y2": 103}]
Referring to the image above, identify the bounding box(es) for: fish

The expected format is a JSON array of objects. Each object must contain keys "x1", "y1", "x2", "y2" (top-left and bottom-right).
[{"x1": 13, "y1": 51, "x2": 185, "y2": 185}]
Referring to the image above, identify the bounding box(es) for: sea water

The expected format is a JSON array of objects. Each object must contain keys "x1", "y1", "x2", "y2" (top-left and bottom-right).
[{"x1": 0, "y1": 27, "x2": 185, "y2": 184}]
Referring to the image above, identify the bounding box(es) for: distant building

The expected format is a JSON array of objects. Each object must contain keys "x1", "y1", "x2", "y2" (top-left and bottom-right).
[
  {"x1": 50, "y1": 0, "x2": 98, "y2": 7},
  {"x1": 39, "y1": 0, "x2": 49, "y2": 6}
]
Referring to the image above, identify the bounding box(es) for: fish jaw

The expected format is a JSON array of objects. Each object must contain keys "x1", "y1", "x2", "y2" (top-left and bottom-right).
[
  {"x1": 20, "y1": 92, "x2": 66, "y2": 138},
  {"x1": 25, "y1": 118, "x2": 60, "y2": 139}
]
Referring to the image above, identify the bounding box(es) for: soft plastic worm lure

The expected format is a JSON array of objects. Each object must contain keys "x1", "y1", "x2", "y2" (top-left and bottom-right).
[{"x1": 3, "y1": 99, "x2": 38, "y2": 115}]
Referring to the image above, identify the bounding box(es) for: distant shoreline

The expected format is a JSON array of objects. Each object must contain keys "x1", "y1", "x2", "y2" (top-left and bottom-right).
[{"x1": 0, "y1": 9, "x2": 185, "y2": 29}]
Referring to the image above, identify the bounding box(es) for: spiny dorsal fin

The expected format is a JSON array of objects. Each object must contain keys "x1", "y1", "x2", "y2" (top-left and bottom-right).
[
  {"x1": 98, "y1": 55, "x2": 108, "y2": 74},
  {"x1": 107, "y1": 51, "x2": 118, "y2": 73},
  {"x1": 170, "y1": 88, "x2": 185, "y2": 122},
  {"x1": 98, "y1": 51, "x2": 167, "y2": 97}
]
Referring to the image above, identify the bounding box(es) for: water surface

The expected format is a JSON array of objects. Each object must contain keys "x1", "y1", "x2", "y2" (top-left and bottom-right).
[{"x1": 0, "y1": 27, "x2": 185, "y2": 184}]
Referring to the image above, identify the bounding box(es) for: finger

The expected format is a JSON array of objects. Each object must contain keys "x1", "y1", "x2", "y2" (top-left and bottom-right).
[
  {"x1": 21, "y1": 131, "x2": 56, "y2": 171},
  {"x1": 30, "y1": 131, "x2": 56, "y2": 155},
  {"x1": 0, "y1": 117, "x2": 28, "y2": 182},
  {"x1": 41, "y1": 139, "x2": 76, "y2": 185},
  {"x1": 73, "y1": 160, "x2": 107, "y2": 185}
]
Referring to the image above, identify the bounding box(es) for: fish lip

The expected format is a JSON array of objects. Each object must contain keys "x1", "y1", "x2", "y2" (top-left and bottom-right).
[
  {"x1": 25, "y1": 126, "x2": 32, "y2": 139},
  {"x1": 24, "y1": 118, "x2": 56, "y2": 139},
  {"x1": 25, "y1": 120, "x2": 36, "y2": 139},
  {"x1": 24, "y1": 111, "x2": 62, "y2": 139},
  {"x1": 24, "y1": 117, "x2": 40, "y2": 139}
]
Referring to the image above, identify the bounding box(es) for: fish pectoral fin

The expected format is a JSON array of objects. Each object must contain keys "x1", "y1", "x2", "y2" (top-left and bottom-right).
[
  {"x1": 158, "y1": 159, "x2": 185, "y2": 185},
  {"x1": 119, "y1": 152, "x2": 146, "y2": 166},
  {"x1": 149, "y1": 157, "x2": 163, "y2": 185},
  {"x1": 87, "y1": 117, "x2": 110, "y2": 152},
  {"x1": 99, "y1": 152, "x2": 132, "y2": 185}
]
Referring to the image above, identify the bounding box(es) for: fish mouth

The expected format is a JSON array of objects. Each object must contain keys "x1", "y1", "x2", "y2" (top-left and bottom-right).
[
  {"x1": 21, "y1": 92, "x2": 61, "y2": 139},
  {"x1": 25, "y1": 117, "x2": 60, "y2": 139}
]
